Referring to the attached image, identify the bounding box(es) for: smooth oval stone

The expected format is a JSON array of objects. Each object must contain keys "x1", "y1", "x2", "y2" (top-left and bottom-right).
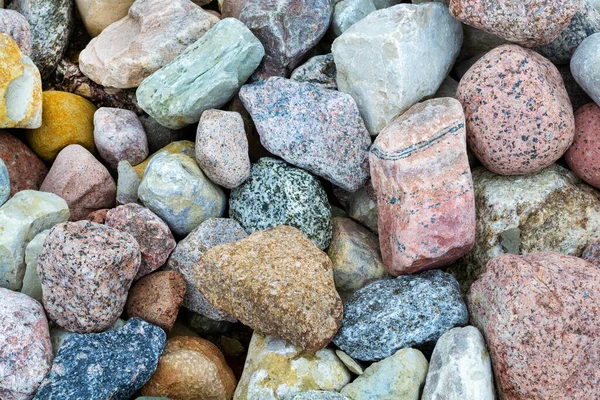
[
  {"x1": 21, "y1": 229, "x2": 49, "y2": 302},
  {"x1": 75, "y1": 0, "x2": 135, "y2": 37},
  {"x1": 0, "y1": 131, "x2": 47, "y2": 196},
  {"x1": 229, "y1": 157, "x2": 332, "y2": 250},
  {"x1": 132, "y1": 140, "x2": 195, "y2": 179},
  {"x1": 0, "y1": 9, "x2": 33, "y2": 55},
  {"x1": 136, "y1": 18, "x2": 265, "y2": 129},
  {"x1": 0, "y1": 159, "x2": 9, "y2": 206},
  {"x1": 290, "y1": 53, "x2": 337, "y2": 90},
  {"x1": 565, "y1": 103, "x2": 600, "y2": 188},
  {"x1": 457, "y1": 45, "x2": 574, "y2": 175},
  {"x1": 572, "y1": 32, "x2": 600, "y2": 107},
  {"x1": 333, "y1": 270, "x2": 469, "y2": 361},
  {"x1": 239, "y1": 77, "x2": 371, "y2": 192},
  {"x1": 138, "y1": 153, "x2": 226, "y2": 236}
]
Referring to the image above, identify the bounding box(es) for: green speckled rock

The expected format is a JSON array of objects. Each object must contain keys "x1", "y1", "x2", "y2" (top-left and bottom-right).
[{"x1": 136, "y1": 18, "x2": 264, "y2": 129}]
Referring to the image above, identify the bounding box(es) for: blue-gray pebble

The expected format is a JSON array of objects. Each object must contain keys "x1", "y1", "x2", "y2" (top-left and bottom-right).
[{"x1": 0, "y1": 159, "x2": 9, "y2": 206}]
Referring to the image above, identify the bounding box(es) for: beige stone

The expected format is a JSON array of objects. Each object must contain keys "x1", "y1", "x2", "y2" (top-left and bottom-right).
[{"x1": 75, "y1": 0, "x2": 135, "y2": 37}]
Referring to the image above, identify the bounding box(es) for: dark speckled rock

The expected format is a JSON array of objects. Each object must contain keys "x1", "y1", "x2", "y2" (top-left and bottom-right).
[
  {"x1": 239, "y1": 77, "x2": 370, "y2": 191},
  {"x1": 230, "y1": 158, "x2": 332, "y2": 250},
  {"x1": 34, "y1": 318, "x2": 165, "y2": 400},
  {"x1": 291, "y1": 54, "x2": 337, "y2": 90},
  {"x1": 582, "y1": 239, "x2": 600, "y2": 267},
  {"x1": 333, "y1": 270, "x2": 468, "y2": 361}
]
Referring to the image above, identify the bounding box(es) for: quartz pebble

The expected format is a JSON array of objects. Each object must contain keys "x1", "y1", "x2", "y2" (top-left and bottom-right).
[
  {"x1": 0, "y1": 9, "x2": 32, "y2": 55},
  {"x1": 0, "y1": 131, "x2": 47, "y2": 196},
  {"x1": 75, "y1": 0, "x2": 135, "y2": 37}
]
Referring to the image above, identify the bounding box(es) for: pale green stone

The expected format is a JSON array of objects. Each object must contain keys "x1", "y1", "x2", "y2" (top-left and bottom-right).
[{"x1": 21, "y1": 229, "x2": 50, "y2": 302}]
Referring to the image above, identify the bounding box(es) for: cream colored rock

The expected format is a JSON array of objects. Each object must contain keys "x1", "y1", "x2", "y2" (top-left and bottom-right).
[
  {"x1": 79, "y1": 0, "x2": 219, "y2": 88},
  {"x1": 75, "y1": 0, "x2": 135, "y2": 37}
]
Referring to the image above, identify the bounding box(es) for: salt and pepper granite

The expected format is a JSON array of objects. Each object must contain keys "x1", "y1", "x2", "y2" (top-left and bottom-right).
[
  {"x1": 290, "y1": 54, "x2": 337, "y2": 90},
  {"x1": 469, "y1": 252, "x2": 600, "y2": 399},
  {"x1": 38, "y1": 221, "x2": 141, "y2": 333},
  {"x1": 0, "y1": 9, "x2": 32, "y2": 55},
  {"x1": 0, "y1": 288, "x2": 53, "y2": 400},
  {"x1": 0, "y1": 131, "x2": 47, "y2": 195},
  {"x1": 240, "y1": 77, "x2": 371, "y2": 191},
  {"x1": 457, "y1": 45, "x2": 575, "y2": 175},
  {"x1": 565, "y1": 102, "x2": 600, "y2": 188},
  {"x1": 34, "y1": 318, "x2": 165, "y2": 400},
  {"x1": 334, "y1": 270, "x2": 469, "y2": 361},
  {"x1": 195, "y1": 226, "x2": 343, "y2": 351},
  {"x1": 75, "y1": 0, "x2": 135, "y2": 37},
  {"x1": 230, "y1": 158, "x2": 332, "y2": 250}
]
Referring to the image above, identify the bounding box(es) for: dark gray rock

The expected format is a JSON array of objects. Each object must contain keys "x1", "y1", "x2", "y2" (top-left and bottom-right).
[
  {"x1": 34, "y1": 318, "x2": 165, "y2": 400},
  {"x1": 139, "y1": 114, "x2": 187, "y2": 154},
  {"x1": 230, "y1": 157, "x2": 332, "y2": 249},
  {"x1": 333, "y1": 179, "x2": 378, "y2": 233},
  {"x1": 333, "y1": 270, "x2": 469, "y2": 361},
  {"x1": 290, "y1": 53, "x2": 338, "y2": 89},
  {"x1": 290, "y1": 391, "x2": 351, "y2": 400}
]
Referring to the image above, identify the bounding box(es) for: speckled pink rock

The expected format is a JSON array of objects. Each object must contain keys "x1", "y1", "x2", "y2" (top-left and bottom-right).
[
  {"x1": 468, "y1": 252, "x2": 600, "y2": 399},
  {"x1": 565, "y1": 103, "x2": 600, "y2": 188},
  {"x1": 457, "y1": 45, "x2": 574, "y2": 175},
  {"x1": 449, "y1": 0, "x2": 579, "y2": 47},
  {"x1": 0, "y1": 9, "x2": 32, "y2": 55},
  {"x1": 195, "y1": 109, "x2": 250, "y2": 189},
  {"x1": 40, "y1": 144, "x2": 116, "y2": 221},
  {"x1": 105, "y1": 203, "x2": 176, "y2": 279},
  {"x1": 93, "y1": 107, "x2": 149, "y2": 169},
  {"x1": 370, "y1": 98, "x2": 475, "y2": 275},
  {"x1": 38, "y1": 221, "x2": 141, "y2": 333},
  {"x1": 0, "y1": 288, "x2": 53, "y2": 400}
]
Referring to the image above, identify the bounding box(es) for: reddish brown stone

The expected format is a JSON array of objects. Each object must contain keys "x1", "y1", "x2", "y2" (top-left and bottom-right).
[
  {"x1": 0, "y1": 131, "x2": 47, "y2": 196},
  {"x1": 468, "y1": 252, "x2": 600, "y2": 399},
  {"x1": 86, "y1": 208, "x2": 108, "y2": 224},
  {"x1": 370, "y1": 98, "x2": 475, "y2": 275},
  {"x1": 566, "y1": 103, "x2": 600, "y2": 188},
  {"x1": 126, "y1": 271, "x2": 186, "y2": 332}
]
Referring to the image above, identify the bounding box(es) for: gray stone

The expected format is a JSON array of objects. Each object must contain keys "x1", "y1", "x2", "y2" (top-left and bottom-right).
[
  {"x1": 50, "y1": 319, "x2": 126, "y2": 355},
  {"x1": 333, "y1": 270, "x2": 469, "y2": 361},
  {"x1": 20, "y1": 229, "x2": 48, "y2": 302},
  {"x1": 229, "y1": 158, "x2": 332, "y2": 250},
  {"x1": 290, "y1": 54, "x2": 337, "y2": 90},
  {"x1": 166, "y1": 217, "x2": 246, "y2": 321},
  {"x1": 372, "y1": 0, "x2": 402, "y2": 7},
  {"x1": 332, "y1": 3, "x2": 462, "y2": 135},
  {"x1": 138, "y1": 153, "x2": 226, "y2": 236},
  {"x1": 0, "y1": 190, "x2": 69, "y2": 290},
  {"x1": 139, "y1": 115, "x2": 186, "y2": 154},
  {"x1": 422, "y1": 326, "x2": 495, "y2": 400},
  {"x1": 459, "y1": 25, "x2": 509, "y2": 62},
  {"x1": 331, "y1": 0, "x2": 376, "y2": 37},
  {"x1": 239, "y1": 77, "x2": 370, "y2": 191},
  {"x1": 433, "y1": 76, "x2": 458, "y2": 98},
  {"x1": 290, "y1": 392, "x2": 350, "y2": 400},
  {"x1": 334, "y1": 179, "x2": 378, "y2": 233},
  {"x1": 590, "y1": 0, "x2": 600, "y2": 13},
  {"x1": 0, "y1": 158, "x2": 9, "y2": 206},
  {"x1": 0, "y1": 9, "x2": 32, "y2": 56},
  {"x1": 188, "y1": 312, "x2": 234, "y2": 335},
  {"x1": 571, "y1": 32, "x2": 600, "y2": 105},
  {"x1": 116, "y1": 160, "x2": 140, "y2": 205},
  {"x1": 558, "y1": 64, "x2": 592, "y2": 110},
  {"x1": 136, "y1": 18, "x2": 265, "y2": 129}
]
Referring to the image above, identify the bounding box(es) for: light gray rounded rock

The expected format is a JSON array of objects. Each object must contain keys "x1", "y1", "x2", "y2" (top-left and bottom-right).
[
  {"x1": 571, "y1": 32, "x2": 600, "y2": 105},
  {"x1": 331, "y1": 0, "x2": 376, "y2": 37},
  {"x1": 20, "y1": 229, "x2": 49, "y2": 302},
  {"x1": 0, "y1": 158, "x2": 9, "y2": 206}
]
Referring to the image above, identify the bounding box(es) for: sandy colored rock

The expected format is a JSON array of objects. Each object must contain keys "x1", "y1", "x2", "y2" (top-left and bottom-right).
[
  {"x1": 0, "y1": 131, "x2": 47, "y2": 196},
  {"x1": 142, "y1": 336, "x2": 237, "y2": 399},
  {"x1": 196, "y1": 226, "x2": 343, "y2": 350},
  {"x1": 75, "y1": 0, "x2": 136, "y2": 37},
  {"x1": 0, "y1": 9, "x2": 32, "y2": 55}
]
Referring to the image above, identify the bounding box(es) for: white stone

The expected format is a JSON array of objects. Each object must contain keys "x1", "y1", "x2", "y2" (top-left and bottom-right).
[
  {"x1": 571, "y1": 32, "x2": 600, "y2": 106},
  {"x1": 332, "y1": 3, "x2": 462, "y2": 135},
  {"x1": 422, "y1": 326, "x2": 495, "y2": 400},
  {"x1": 20, "y1": 229, "x2": 49, "y2": 302}
]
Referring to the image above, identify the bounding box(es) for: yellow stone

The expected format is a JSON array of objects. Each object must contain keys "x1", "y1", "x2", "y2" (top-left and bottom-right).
[
  {"x1": 0, "y1": 33, "x2": 42, "y2": 129},
  {"x1": 25, "y1": 91, "x2": 97, "y2": 162},
  {"x1": 133, "y1": 140, "x2": 195, "y2": 179}
]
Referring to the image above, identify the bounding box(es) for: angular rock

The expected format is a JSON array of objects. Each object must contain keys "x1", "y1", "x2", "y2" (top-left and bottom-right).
[
  {"x1": 75, "y1": 0, "x2": 136, "y2": 37},
  {"x1": 327, "y1": 217, "x2": 389, "y2": 301},
  {"x1": 370, "y1": 98, "x2": 475, "y2": 274},
  {"x1": 196, "y1": 226, "x2": 343, "y2": 350},
  {"x1": 238, "y1": 0, "x2": 332, "y2": 79},
  {"x1": 0, "y1": 9, "x2": 32, "y2": 55},
  {"x1": 40, "y1": 145, "x2": 116, "y2": 221},
  {"x1": 116, "y1": 160, "x2": 140, "y2": 205},
  {"x1": 94, "y1": 107, "x2": 149, "y2": 169},
  {"x1": 332, "y1": 3, "x2": 462, "y2": 134},
  {"x1": 468, "y1": 252, "x2": 600, "y2": 399},
  {"x1": 0, "y1": 288, "x2": 52, "y2": 400},
  {"x1": 34, "y1": 318, "x2": 165, "y2": 400},
  {"x1": 141, "y1": 336, "x2": 237, "y2": 399},
  {"x1": 138, "y1": 153, "x2": 226, "y2": 236},
  {"x1": 449, "y1": 0, "x2": 579, "y2": 47},
  {"x1": 9, "y1": 0, "x2": 73, "y2": 78},
  {"x1": 566, "y1": 103, "x2": 600, "y2": 188},
  {"x1": 166, "y1": 218, "x2": 246, "y2": 321},
  {"x1": 0, "y1": 159, "x2": 9, "y2": 206},
  {"x1": 457, "y1": 45, "x2": 574, "y2": 175},
  {"x1": 230, "y1": 158, "x2": 332, "y2": 250},
  {"x1": 240, "y1": 77, "x2": 370, "y2": 191},
  {"x1": 334, "y1": 270, "x2": 469, "y2": 361},
  {"x1": 0, "y1": 33, "x2": 41, "y2": 129},
  {"x1": 80, "y1": 0, "x2": 219, "y2": 88},
  {"x1": 132, "y1": 140, "x2": 195, "y2": 179},
  {"x1": 136, "y1": 18, "x2": 264, "y2": 129},
  {"x1": 0, "y1": 131, "x2": 47, "y2": 196},
  {"x1": 421, "y1": 326, "x2": 495, "y2": 400},
  {"x1": 340, "y1": 349, "x2": 428, "y2": 400},
  {"x1": 448, "y1": 164, "x2": 600, "y2": 292},
  {"x1": 331, "y1": 0, "x2": 376, "y2": 37},
  {"x1": 106, "y1": 203, "x2": 176, "y2": 279},
  {"x1": 572, "y1": 32, "x2": 600, "y2": 108},
  {"x1": 291, "y1": 54, "x2": 337, "y2": 90},
  {"x1": 195, "y1": 109, "x2": 250, "y2": 189},
  {"x1": 21, "y1": 229, "x2": 49, "y2": 302},
  {"x1": 334, "y1": 179, "x2": 378, "y2": 233},
  {"x1": 38, "y1": 221, "x2": 141, "y2": 333},
  {"x1": 0, "y1": 190, "x2": 69, "y2": 290},
  {"x1": 234, "y1": 332, "x2": 351, "y2": 400},
  {"x1": 126, "y1": 271, "x2": 186, "y2": 332}
]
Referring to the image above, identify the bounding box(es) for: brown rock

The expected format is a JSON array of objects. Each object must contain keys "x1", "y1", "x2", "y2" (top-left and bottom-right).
[
  {"x1": 0, "y1": 131, "x2": 47, "y2": 196},
  {"x1": 195, "y1": 225, "x2": 343, "y2": 350},
  {"x1": 126, "y1": 271, "x2": 186, "y2": 332},
  {"x1": 141, "y1": 336, "x2": 237, "y2": 400},
  {"x1": 86, "y1": 208, "x2": 108, "y2": 224}
]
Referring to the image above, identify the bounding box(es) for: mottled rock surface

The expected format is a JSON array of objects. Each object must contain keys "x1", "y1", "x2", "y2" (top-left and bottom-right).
[
  {"x1": 0, "y1": 9, "x2": 32, "y2": 55},
  {"x1": 583, "y1": 239, "x2": 600, "y2": 267},
  {"x1": 75, "y1": 0, "x2": 136, "y2": 37},
  {"x1": 0, "y1": 131, "x2": 47, "y2": 195},
  {"x1": 0, "y1": 160, "x2": 9, "y2": 206},
  {"x1": 290, "y1": 54, "x2": 337, "y2": 90},
  {"x1": 566, "y1": 103, "x2": 600, "y2": 188}
]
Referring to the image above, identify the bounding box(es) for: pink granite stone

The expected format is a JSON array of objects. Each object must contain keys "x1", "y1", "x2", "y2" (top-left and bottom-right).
[
  {"x1": 468, "y1": 252, "x2": 600, "y2": 399},
  {"x1": 565, "y1": 103, "x2": 600, "y2": 188},
  {"x1": 0, "y1": 288, "x2": 53, "y2": 400},
  {"x1": 38, "y1": 221, "x2": 141, "y2": 333},
  {"x1": 93, "y1": 107, "x2": 149, "y2": 169},
  {"x1": 457, "y1": 45, "x2": 574, "y2": 175},
  {"x1": 195, "y1": 109, "x2": 250, "y2": 189},
  {"x1": 105, "y1": 203, "x2": 176, "y2": 279},
  {"x1": 0, "y1": 131, "x2": 47, "y2": 196},
  {"x1": 40, "y1": 144, "x2": 116, "y2": 221},
  {"x1": 450, "y1": 0, "x2": 579, "y2": 47},
  {"x1": 370, "y1": 98, "x2": 475, "y2": 275},
  {"x1": 0, "y1": 9, "x2": 32, "y2": 55}
]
